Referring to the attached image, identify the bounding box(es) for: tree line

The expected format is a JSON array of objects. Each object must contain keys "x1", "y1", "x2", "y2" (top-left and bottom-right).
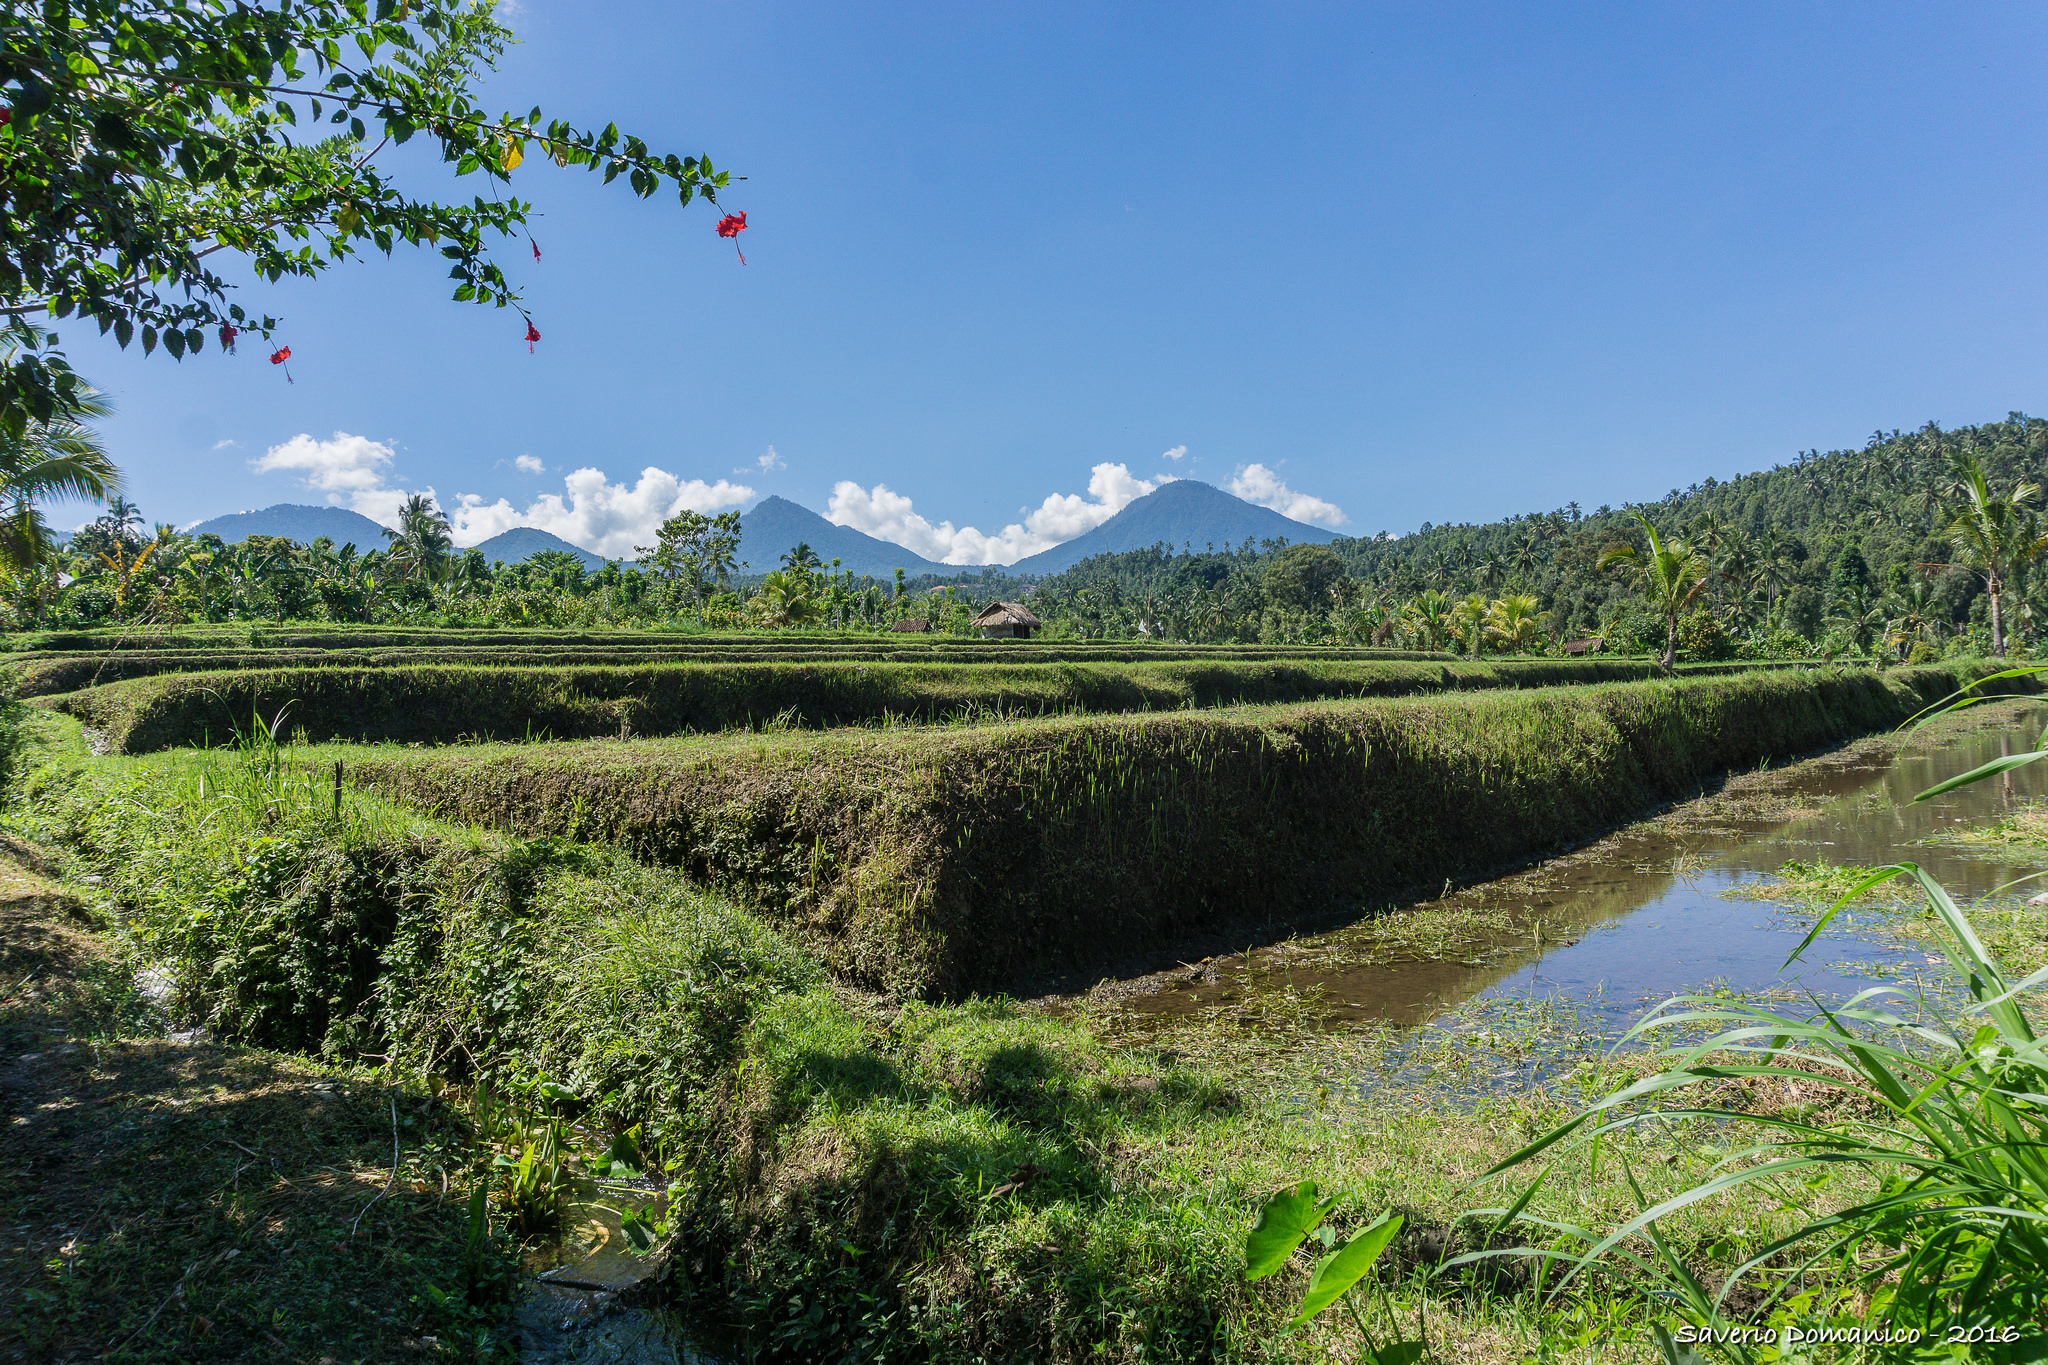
[{"x1": 4, "y1": 405, "x2": 2045, "y2": 660}]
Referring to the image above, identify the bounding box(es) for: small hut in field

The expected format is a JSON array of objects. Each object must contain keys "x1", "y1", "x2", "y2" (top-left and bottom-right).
[
  {"x1": 890, "y1": 618, "x2": 930, "y2": 633},
  {"x1": 971, "y1": 601, "x2": 1042, "y2": 640}
]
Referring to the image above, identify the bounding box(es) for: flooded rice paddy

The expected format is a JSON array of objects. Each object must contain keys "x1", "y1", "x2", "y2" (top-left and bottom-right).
[{"x1": 1101, "y1": 699, "x2": 2048, "y2": 1046}]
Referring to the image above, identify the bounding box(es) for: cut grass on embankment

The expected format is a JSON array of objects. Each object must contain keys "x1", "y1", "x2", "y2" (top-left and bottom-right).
[
  {"x1": 9, "y1": 645, "x2": 1463, "y2": 700},
  {"x1": 8, "y1": 715, "x2": 1870, "y2": 1364},
  {"x1": 40, "y1": 656, "x2": 1749, "y2": 751},
  {"x1": 336, "y1": 662, "x2": 2019, "y2": 1000}
]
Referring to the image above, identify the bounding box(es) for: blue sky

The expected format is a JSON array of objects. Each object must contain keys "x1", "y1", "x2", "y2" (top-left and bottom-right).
[{"x1": 59, "y1": 1, "x2": 2048, "y2": 562}]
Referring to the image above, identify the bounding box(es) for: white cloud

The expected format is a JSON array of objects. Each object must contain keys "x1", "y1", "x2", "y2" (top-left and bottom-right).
[
  {"x1": 251, "y1": 432, "x2": 422, "y2": 527},
  {"x1": 450, "y1": 467, "x2": 754, "y2": 558},
  {"x1": 1162, "y1": 444, "x2": 1187, "y2": 461},
  {"x1": 756, "y1": 446, "x2": 786, "y2": 472},
  {"x1": 1227, "y1": 463, "x2": 1348, "y2": 528},
  {"x1": 212, "y1": 438, "x2": 240, "y2": 450},
  {"x1": 827, "y1": 462, "x2": 1171, "y2": 566},
  {"x1": 251, "y1": 430, "x2": 751, "y2": 553}
]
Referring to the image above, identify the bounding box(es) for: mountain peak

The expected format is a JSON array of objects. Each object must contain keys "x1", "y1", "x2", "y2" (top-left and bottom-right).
[
  {"x1": 737, "y1": 497, "x2": 952, "y2": 579},
  {"x1": 1006, "y1": 479, "x2": 1340, "y2": 574}
]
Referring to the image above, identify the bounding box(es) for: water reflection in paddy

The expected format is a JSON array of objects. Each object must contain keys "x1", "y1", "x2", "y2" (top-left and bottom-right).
[{"x1": 1114, "y1": 702, "x2": 2048, "y2": 1036}]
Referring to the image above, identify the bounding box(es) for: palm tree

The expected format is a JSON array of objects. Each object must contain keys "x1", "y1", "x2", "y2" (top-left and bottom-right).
[
  {"x1": 0, "y1": 385, "x2": 121, "y2": 569},
  {"x1": 749, "y1": 569, "x2": 820, "y2": 627},
  {"x1": 1596, "y1": 512, "x2": 1709, "y2": 670},
  {"x1": 1450, "y1": 592, "x2": 1489, "y2": 658},
  {"x1": 1403, "y1": 588, "x2": 1454, "y2": 652},
  {"x1": 1509, "y1": 529, "x2": 1541, "y2": 585},
  {"x1": 1484, "y1": 594, "x2": 1551, "y2": 654},
  {"x1": 1753, "y1": 525, "x2": 1795, "y2": 627},
  {"x1": 381, "y1": 494, "x2": 454, "y2": 585},
  {"x1": 781, "y1": 542, "x2": 822, "y2": 576},
  {"x1": 1827, "y1": 585, "x2": 1887, "y2": 657},
  {"x1": 1942, "y1": 450, "x2": 2048, "y2": 657}
]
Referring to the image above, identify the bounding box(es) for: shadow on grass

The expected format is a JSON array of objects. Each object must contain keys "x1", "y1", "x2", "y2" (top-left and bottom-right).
[{"x1": 0, "y1": 861, "x2": 516, "y2": 1364}]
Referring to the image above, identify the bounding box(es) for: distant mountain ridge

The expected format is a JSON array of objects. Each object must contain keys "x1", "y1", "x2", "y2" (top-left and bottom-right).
[
  {"x1": 1005, "y1": 480, "x2": 1340, "y2": 575},
  {"x1": 185, "y1": 504, "x2": 390, "y2": 549},
  {"x1": 737, "y1": 495, "x2": 952, "y2": 579},
  {"x1": 468, "y1": 527, "x2": 604, "y2": 571},
  {"x1": 185, "y1": 504, "x2": 606, "y2": 570},
  {"x1": 178, "y1": 483, "x2": 1339, "y2": 581}
]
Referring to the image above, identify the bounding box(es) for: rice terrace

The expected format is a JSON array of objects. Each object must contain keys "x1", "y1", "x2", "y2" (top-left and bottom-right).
[{"x1": 6, "y1": 3, "x2": 2048, "y2": 1363}]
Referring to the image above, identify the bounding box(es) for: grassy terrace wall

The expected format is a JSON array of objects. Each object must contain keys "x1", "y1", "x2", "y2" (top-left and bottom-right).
[
  {"x1": 44, "y1": 656, "x2": 1730, "y2": 751},
  {"x1": 7, "y1": 623, "x2": 1447, "y2": 657},
  {"x1": 344, "y1": 663, "x2": 2007, "y2": 999},
  {"x1": 7, "y1": 644, "x2": 1459, "y2": 698},
  {"x1": 23, "y1": 735, "x2": 1750, "y2": 1364}
]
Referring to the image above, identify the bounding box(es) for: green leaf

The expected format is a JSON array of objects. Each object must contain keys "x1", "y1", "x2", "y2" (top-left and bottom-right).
[
  {"x1": 1651, "y1": 1324, "x2": 1709, "y2": 1365},
  {"x1": 1915, "y1": 749, "x2": 2048, "y2": 801},
  {"x1": 1245, "y1": 1181, "x2": 1329, "y2": 1280},
  {"x1": 1286, "y1": 1212, "x2": 1403, "y2": 1329},
  {"x1": 601, "y1": 1131, "x2": 643, "y2": 1179},
  {"x1": 1365, "y1": 1346, "x2": 1427, "y2": 1365},
  {"x1": 536, "y1": 1080, "x2": 579, "y2": 1104}
]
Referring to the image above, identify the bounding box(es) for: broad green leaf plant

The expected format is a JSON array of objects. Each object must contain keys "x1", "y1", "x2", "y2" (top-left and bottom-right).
[{"x1": 1245, "y1": 1180, "x2": 1418, "y2": 1360}]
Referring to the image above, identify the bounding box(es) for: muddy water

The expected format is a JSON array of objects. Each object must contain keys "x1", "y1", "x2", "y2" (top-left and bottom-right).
[{"x1": 1113, "y1": 703, "x2": 2048, "y2": 1034}]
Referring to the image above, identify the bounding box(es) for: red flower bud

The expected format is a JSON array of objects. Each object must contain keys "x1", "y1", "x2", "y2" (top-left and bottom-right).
[{"x1": 530, "y1": 237, "x2": 542, "y2": 261}]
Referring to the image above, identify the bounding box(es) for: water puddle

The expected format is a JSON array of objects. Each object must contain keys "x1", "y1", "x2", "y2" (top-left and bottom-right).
[
  {"x1": 1108, "y1": 700, "x2": 2048, "y2": 1039},
  {"x1": 514, "y1": 1179, "x2": 720, "y2": 1363}
]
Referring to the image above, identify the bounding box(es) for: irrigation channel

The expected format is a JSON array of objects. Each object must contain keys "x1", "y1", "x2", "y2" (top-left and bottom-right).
[
  {"x1": 517, "y1": 700, "x2": 2048, "y2": 1360},
  {"x1": 1099, "y1": 699, "x2": 2048, "y2": 1060}
]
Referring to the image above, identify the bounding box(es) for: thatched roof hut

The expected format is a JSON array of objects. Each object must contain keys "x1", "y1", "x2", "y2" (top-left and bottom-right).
[
  {"x1": 970, "y1": 601, "x2": 1042, "y2": 639},
  {"x1": 889, "y1": 618, "x2": 930, "y2": 633}
]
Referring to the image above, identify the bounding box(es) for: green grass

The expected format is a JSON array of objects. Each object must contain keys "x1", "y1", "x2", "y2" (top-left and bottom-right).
[
  {"x1": 324, "y1": 663, "x2": 2020, "y2": 999},
  {"x1": 6, "y1": 642, "x2": 1476, "y2": 700},
  {"x1": 39, "y1": 655, "x2": 1754, "y2": 751},
  {"x1": 0, "y1": 840, "x2": 524, "y2": 1364},
  {"x1": 4, "y1": 621, "x2": 1449, "y2": 657},
  {"x1": 7, "y1": 722, "x2": 1868, "y2": 1364}
]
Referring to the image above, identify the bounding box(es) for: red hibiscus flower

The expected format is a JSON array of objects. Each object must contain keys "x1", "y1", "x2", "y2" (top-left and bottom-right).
[
  {"x1": 218, "y1": 324, "x2": 237, "y2": 353},
  {"x1": 525, "y1": 321, "x2": 541, "y2": 353},
  {"x1": 268, "y1": 345, "x2": 293, "y2": 383},
  {"x1": 715, "y1": 210, "x2": 748, "y2": 265}
]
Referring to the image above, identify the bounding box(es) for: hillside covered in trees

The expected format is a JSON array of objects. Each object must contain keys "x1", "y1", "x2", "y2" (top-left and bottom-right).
[
  {"x1": 8, "y1": 414, "x2": 2043, "y2": 661},
  {"x1": 1023, "y1": 413, "x2": 2048, "y2": 658}
]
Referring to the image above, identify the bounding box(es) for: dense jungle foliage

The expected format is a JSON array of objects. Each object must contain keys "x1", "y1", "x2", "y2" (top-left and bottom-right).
[{"x1": 6, "y1": 415, "x2": 2046, "y2": 662}]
